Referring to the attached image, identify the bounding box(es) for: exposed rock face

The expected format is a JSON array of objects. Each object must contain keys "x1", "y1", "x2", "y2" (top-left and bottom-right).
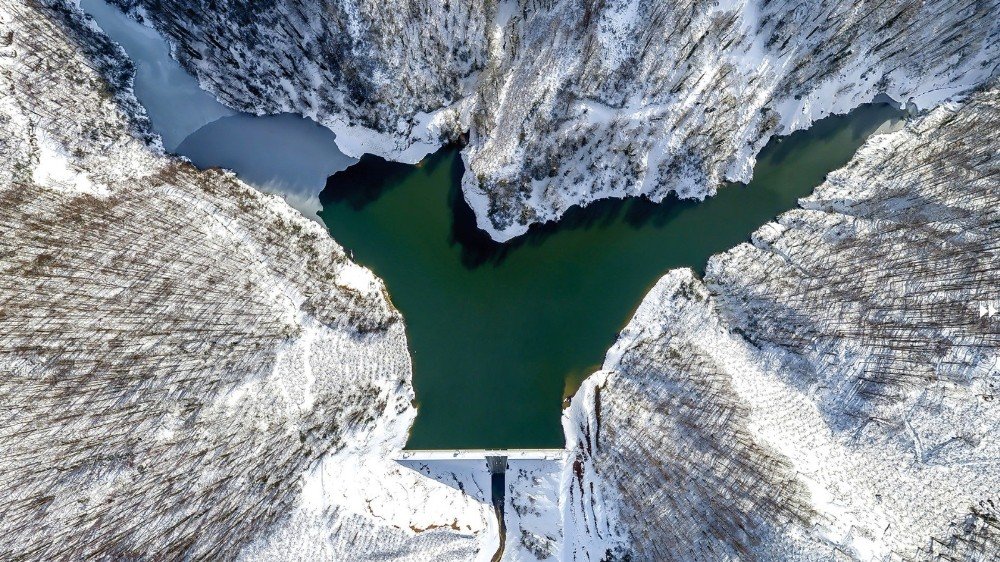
[
  {"x1": 564, "y1": 86, "x2": 1000, "y2": 560},
  {"x1": 105, "y1": 0, "x2": 999, "y2": 240},
  {"x1": 0, "y1": 2, "x2": 493, "y2": 559}
]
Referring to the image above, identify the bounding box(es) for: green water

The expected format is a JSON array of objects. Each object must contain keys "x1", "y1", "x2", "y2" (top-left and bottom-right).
[{"x1": 318, "y1": 103, "x2": 902, "y2": 449}]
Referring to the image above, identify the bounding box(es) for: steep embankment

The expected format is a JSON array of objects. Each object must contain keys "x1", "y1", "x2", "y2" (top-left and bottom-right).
[
  {"x1": 563, "y1": 86, "x2": 1000, "y2": 560},
  {"x1": 0, "y1": 2, "x2": 496, "y2": 559},
  {"x1": 108, "y1": 0, "x2": 998, "y2": 240}
]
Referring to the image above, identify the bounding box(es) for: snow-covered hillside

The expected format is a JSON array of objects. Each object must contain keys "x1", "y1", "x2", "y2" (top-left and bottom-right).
[
  {"x1": 0, "y1": 2, "x2": 496, "y2": 559},
  {"x1": 564, "y1": 86, "x2": 1000, "y2": 560},
  {"x1": 108, "y1": 0, "x2": 999, "y2": 240},
  {"x1": 2, "y1": 0, "x2": 998, "y2": 560}
]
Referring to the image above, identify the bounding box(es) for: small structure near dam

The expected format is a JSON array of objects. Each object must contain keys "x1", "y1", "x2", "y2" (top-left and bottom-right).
[{"x1": 395, "y1": 449, "x2": 567, "y2": 559}]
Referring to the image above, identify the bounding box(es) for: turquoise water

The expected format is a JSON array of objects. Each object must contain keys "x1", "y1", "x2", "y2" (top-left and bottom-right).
[{"x1": 320, "y1": 104, "x2": 903, "y2": 449}]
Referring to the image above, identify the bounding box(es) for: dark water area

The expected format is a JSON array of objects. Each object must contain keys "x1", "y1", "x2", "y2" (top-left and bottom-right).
[{"x1": 320, "y1": 103, "x2": 904, "y2": 449}]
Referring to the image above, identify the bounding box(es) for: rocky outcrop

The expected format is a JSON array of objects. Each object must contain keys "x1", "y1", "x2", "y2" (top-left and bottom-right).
[
  {"x1": 564, "y1": 85, "x2": 1000, "y2": 560},
  {"x1": 103, "y1": 0, "x2": 999, "y2": 240},
  {"x1": 0, "y1": 2, "x2": 494, "y2": 559}
]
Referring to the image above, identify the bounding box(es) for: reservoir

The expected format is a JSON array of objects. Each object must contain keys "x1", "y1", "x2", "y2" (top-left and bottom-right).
[
  {"x1": 80, "y1": 0, "x2": 903, "y2": 449},
  {"x1": 320, "y1": 103, "x2": 902, "y2": 448}
]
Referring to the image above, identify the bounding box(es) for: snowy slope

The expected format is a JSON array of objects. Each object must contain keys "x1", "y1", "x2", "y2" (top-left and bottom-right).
[
  {"x1": 0, "y1": 2, "x2": 495, "y2": 559},
  {"x1": 4, "y1": 1, "x2": 999, "y2": 560},
  {"x1": 563, "y1": 87, "x2": 1000, "y2": 560},
  {"x1": 108, "y1": 0, "x2": 1000, "y2": 240}
]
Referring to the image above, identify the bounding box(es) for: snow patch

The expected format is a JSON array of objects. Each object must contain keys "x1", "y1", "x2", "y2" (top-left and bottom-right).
[
  {"x1": 336, "y1": 262, "x2": 376, "y2": 294},
  {"x1": 32, "y1": 134, "x2": 109, "y2": 197}
]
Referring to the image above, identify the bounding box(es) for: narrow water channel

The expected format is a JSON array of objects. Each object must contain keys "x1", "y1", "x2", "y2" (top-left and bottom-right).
[
  {"x1": 320, "y1": 104, "x2": 903, "y2": 448},
  {"x1": 80, "y1": 0, "x2": 904, "y2": 450},
  {"x1": 80, "y1": 0, "x2": 357, "y2": 216}
]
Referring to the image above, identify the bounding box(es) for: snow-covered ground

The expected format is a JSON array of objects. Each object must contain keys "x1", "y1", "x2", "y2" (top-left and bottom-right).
[
  {"x1": 562, "y1": 89, "x2": 1000, "y2": 559},
  {"x1": 0, "y1": 2, "x2": 493, "y2": 559},
  {"x1": 105, "y1": 0, "x2": 1000, "y2": 241},
  {"x1": 3, "y1": 0, "x2": 998, "y2": 559}
]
